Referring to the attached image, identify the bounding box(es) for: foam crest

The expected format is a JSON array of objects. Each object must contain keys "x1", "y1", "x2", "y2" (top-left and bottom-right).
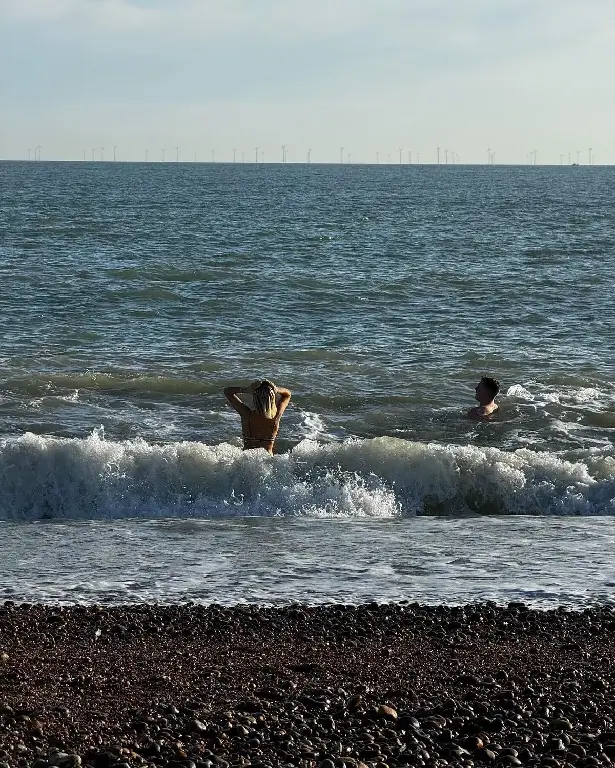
[
  {"x1": 0, "y1": 433, "x2": 613, "y2": 521},
  {"x1": 297, "y1": 410, "x2": 338, "y2": 441},
  {"x1": 506, "y1": 384, "x2": 534, "y2": 401},
  {"x1": 0, "y1": 433, "x2": 399, "y2": 521},
  {"x1": 287, "y1": 438, "x2": 615, "y2": 516}
]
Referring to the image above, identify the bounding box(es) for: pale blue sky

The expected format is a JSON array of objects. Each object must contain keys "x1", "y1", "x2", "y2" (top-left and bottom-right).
[{"x1": 1, "y1": 0, "x2": 613, "y2": 163}]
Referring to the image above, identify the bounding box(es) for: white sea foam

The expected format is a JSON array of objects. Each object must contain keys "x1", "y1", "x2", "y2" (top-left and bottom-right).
[
  {"x1": 506, "y1": 384, "x2": 535, "y2": 401},
  {"x1": 0, "y1": 433, "x2": 613, "y2": 521},
  {"x1": 297, "y1": 410, "x2": 333, "y2": 441},
  {"x1": 4, "y1": 514, "x2": 615, "y2": 606},
  {"x1": 506, "y1": 381, "x2": 615, "y2": 411}
]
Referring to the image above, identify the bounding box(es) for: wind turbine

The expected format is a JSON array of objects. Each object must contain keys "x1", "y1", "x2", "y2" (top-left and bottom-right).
[
  {"x1": 255, "y1": 146, "x2": 259, "y2": 164},
  {"x1": 113, "y1": 145, "x2": 117, "y2": 162},
  {"x1": 437, "y1": 146, "x2": 440, "y2": 164},
  {"x1": 233, "y1": 148, "x2": 236, "y2": 163},
  {"x1": 340, "y1": 147, "x2": 344, "y2": 164},
  {"x1": 307, "y1": 148, "x2": 312, "y2": 164}
]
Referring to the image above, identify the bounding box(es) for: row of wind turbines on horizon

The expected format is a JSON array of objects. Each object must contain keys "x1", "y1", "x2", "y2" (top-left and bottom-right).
[{"x1": 25, "y1": 145, "x2": 597, "y2": 165}]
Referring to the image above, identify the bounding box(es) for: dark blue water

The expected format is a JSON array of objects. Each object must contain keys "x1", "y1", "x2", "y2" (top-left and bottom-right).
[{"x1": 0, "y1": 162, "x2": 614, "y2": 521}]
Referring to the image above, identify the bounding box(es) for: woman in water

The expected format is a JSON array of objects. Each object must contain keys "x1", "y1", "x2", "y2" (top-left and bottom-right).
[{"x1": 223, "y1": 379, "x2": 291, "y2": 455}]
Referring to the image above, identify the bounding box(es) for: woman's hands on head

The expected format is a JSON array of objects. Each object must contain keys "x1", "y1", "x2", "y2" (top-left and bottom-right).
[{"x1": 250, "y1": 379, "x2": 278, "y2": 394}]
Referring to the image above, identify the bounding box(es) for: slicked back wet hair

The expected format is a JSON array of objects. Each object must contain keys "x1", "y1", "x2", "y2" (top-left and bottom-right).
[
  {"x1": 481, "y1": 376, "x2": 500, "y2": 398},
  {"x1": 253, "y1": 380, "x2": 277, "y2": 419}
]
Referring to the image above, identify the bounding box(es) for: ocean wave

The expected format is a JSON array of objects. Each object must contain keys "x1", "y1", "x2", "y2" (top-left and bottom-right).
[
  {"x1": 0, "y1": 433, "x2": 614, "y2": 521},
  {"x1": 2, "y1": 372, "x2": 218, "y2": 397}
]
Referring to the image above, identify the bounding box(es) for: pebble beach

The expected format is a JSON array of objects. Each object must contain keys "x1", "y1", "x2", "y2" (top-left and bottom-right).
[{"x1": 1, "y1": 602, "x2": 614, "y2": 768}]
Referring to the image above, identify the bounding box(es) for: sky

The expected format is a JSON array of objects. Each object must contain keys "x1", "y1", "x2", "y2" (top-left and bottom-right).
[{"x1": 1, "y1": 0, "x2": 614, "y2": 164}]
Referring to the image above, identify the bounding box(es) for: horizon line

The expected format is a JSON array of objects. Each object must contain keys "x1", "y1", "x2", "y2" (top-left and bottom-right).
[{"x1": 0, "y1": 159, "x2": 607, "y2": 167}]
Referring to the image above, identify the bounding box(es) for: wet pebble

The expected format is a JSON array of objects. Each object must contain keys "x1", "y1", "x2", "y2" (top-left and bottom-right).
[{"x1": 0, "y1": 603, "x2": 613, "y2": 767}]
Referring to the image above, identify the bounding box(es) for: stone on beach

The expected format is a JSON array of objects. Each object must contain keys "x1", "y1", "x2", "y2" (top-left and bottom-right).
[{"x1": 0, "y1": 602, "x2": 613, "y2": 767}]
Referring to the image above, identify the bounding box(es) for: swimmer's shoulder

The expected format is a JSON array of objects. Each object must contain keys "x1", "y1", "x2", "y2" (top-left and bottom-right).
[{"x1": 467, "y1": 404, "x2": 499, "y2": 420}]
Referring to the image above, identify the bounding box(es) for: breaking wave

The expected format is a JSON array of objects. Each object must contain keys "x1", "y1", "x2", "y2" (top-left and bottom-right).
[{"x1": 0, "y1": 432, "x2": 614, "y2": 521}]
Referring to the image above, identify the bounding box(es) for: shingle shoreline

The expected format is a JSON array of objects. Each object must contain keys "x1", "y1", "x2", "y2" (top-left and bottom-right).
[{"x1": 0, "y1": 602, "x2": 614, "y2": 768}]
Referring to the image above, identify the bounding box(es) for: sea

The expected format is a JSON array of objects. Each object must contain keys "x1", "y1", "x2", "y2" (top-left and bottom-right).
[{"x1": 0, "y1": 161, "x2": 614, "y2": 607}]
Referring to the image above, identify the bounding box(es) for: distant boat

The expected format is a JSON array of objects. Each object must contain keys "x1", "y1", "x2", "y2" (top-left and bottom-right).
[{"x1": 571, "y1": 162, "x2": 580, "y2": 166}]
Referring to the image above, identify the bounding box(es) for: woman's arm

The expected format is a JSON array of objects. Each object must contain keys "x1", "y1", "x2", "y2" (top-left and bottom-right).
[
  {"x1": 274, "y1": 387, "x2": 291, "y2": 422},
  {"x1": 224, "y1": 386, "x2": 250, "y2": 416}
]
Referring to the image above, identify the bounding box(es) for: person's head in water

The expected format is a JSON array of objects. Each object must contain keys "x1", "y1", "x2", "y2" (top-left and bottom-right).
[
  {"x1": 475, "y1": 376, "x2": 500, "y2": 405},
  {"x1": 251, "y1": 379, "x2": 277, "y2": 419}
]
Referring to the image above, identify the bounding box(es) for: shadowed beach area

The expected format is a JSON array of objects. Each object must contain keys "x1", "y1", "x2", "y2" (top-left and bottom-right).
[{"x1": 1, "y1": 603, "x2": 614, "y2": 768}]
